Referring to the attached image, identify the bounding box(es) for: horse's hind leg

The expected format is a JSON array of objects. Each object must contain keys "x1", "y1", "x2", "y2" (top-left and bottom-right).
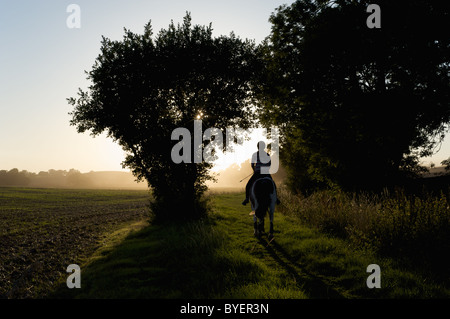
[
  {"x1": 258, "y1": 218, "x2": 265, "y2": 235},
  {"x1": 268, "y1": 222, "x2": 274, "y2": 240},
  {"x1": 268, "y1": 208, "x2": 274, "y2": 239}
]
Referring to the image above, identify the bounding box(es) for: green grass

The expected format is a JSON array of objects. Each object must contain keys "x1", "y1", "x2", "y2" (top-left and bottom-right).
[
  {"x1": 277, "y1": 187, "x2": 450, "y2": 285},
  {"x1": 49, "y1": 191, "x2": 450, "y2": 299}
]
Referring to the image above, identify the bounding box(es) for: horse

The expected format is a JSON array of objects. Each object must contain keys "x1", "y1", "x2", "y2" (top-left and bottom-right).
[{"x1": 250, "y1": 176, "x2": 277, "y2": 239}]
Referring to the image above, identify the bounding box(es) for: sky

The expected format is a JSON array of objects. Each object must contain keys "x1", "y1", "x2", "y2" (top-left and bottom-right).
[{"x1": 0, "y1": 0, "x2": 449, "y2": 174}]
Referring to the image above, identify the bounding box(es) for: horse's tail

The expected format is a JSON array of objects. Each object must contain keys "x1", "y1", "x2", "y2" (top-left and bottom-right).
[{"x1": 254, "y1": 178, "x2": 274, "y2": 220}]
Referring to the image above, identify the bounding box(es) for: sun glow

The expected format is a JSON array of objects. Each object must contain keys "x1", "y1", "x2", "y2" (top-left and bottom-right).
[{"x1": 210, "y1": 127, "x2": 275, "y2": 172}]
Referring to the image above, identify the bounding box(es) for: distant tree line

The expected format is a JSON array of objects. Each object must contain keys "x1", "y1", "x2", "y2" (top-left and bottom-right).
[
  {"x1": 0, "y1": 169, "x2": 146, "y2": 189},
  {"x1": 0, "y1": 169, "x2": 91, "y2": 188},
  {"x1": 0, "y1": 169, "x2": 32, "y2": 186}
]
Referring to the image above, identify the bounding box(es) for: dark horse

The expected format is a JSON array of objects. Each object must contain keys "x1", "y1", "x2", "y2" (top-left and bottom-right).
[{"x1": 250, "y1": 176, "x2": 277, "y2": 239}]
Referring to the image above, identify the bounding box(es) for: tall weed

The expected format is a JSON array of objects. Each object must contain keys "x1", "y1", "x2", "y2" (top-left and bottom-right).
[{"x1": 278, "y1": 186, "x2": 450, "y2": 276}]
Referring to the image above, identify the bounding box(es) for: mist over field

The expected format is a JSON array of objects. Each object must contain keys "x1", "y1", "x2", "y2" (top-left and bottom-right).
[
  {"x1": 0, "y1": 162, "x2": 287, "y2": 191},
  {"x1": 1, "y1": 164, "x2": 445, "y2": 191},
  {"x1": 207, "y1": 160, "x2": 287, "y2": 190}
]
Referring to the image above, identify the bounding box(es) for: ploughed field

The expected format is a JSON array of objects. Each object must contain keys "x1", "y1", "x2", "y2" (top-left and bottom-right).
[{"x1": 0, "y1": 187, "x2": 150, "y2": 298}]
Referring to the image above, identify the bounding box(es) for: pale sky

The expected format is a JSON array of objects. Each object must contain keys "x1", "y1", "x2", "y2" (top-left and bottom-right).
[
  {"x1": 0, "y1": 0, "x2": 448, "y2": 174},
  {"x1": 0, "y1": 0, "x2": 292, "y2": 173}
]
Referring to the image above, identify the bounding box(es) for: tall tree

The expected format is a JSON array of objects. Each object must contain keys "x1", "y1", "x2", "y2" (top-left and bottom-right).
[
  {"x1": 68, "y1": 13, "x2": 260, "y2": 221},
  {"x1": 260, "y1": 0, "x2": 450, "y2": 192}
]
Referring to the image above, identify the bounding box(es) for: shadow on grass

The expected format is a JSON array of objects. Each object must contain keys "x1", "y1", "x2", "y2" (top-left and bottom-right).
[
  {"x1": 48, "y1": 217, "x2": 280, "y2": 299},
  {"x1": 263, "y1": 239, "x2": 345, "y2": 299},
  {"x1": 49, "y1": 221, "x2": 209, "y2": 298}
]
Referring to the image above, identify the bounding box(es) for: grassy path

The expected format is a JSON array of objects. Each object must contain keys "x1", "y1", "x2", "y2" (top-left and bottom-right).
[
  {"x1": 51, "y1": 192, "x2": 449, "y2": 299},
  {"x1": 211, "y1": 193, "x2": 369, "y2": 299}
]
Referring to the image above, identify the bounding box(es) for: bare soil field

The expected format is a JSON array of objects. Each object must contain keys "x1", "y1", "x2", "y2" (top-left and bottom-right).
[{"x1": 0, "y1": 187, "x2": 150, "y2": 298}]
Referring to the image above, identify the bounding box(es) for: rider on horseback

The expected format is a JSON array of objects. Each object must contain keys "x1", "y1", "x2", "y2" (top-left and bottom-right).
[{"x1": 242, "y1": 141, "x2": 280, "y2": 206}]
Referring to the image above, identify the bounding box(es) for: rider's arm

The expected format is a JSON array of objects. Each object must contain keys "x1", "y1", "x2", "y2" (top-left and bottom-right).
[{"x1": 251, "y1": 152, "x2": 257, "y2": 171}]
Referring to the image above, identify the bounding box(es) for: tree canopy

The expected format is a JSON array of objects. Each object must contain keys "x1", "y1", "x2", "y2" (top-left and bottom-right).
[
  {"x1": 68, "y1": 13, "x2": 261, "y2": 220},
  {"x1": 259, "y1": 0, "x2": 450, "y2": 192}
]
